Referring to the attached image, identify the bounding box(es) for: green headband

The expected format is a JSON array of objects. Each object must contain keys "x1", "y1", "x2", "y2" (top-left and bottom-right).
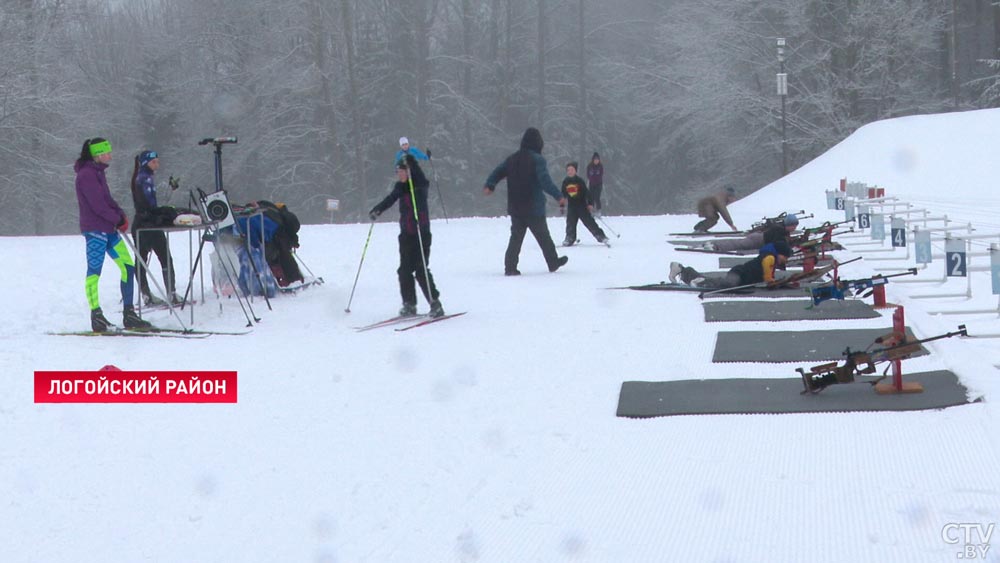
[{"x1": 89, "y1": 140, "x2": 112, "y2": 157}]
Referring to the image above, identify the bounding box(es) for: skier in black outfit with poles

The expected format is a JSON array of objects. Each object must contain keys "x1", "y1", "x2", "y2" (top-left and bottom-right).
[
  {"x1": 369, "y1": 154, "x2": 445, "y2": 318},
  {"x1": 483, "y1": 127, "x2": 568, "y2": 275}
]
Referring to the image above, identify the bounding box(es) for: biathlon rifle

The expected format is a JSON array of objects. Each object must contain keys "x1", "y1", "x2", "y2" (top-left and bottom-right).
[
  {"x1": 800, "y1": 219, "x2": 854, "y2": 237},
  {"x1": 796, "y1": 325, "x2": 967, "y2": 392},
  {"x1": 791, "y1": 226, "x2": 853, "y2": 246},
  {"x1": 808, "y1": 268, "x2": 918, "y2": 307},
  {"x1": 750, "y1": 210, "x2": 812, "y2": 232}
]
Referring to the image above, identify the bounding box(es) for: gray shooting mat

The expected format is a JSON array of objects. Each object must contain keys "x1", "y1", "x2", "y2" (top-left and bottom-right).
[
  {"x1": 703, "y1": 299, "x2": 881, "y2": 322},
  {"x1": 616, "y1": 370, "x2": 972, "y2": 417},
  {"x1": 712, "y1": 327, "x2": 925, "y2": 363},
  {"x1": 699, "y1": 286, "x2": 813, "y2": 299}
]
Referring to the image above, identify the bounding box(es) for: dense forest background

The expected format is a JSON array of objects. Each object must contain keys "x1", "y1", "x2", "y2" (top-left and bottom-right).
[{"x1": 2, "y1": 0, "x2": 1000, "y2": 234}]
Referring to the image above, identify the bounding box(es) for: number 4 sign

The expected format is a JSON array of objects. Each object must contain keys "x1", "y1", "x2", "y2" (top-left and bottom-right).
[{"x1": 891, "y1": 217, "x2": 906, "y2": 248}]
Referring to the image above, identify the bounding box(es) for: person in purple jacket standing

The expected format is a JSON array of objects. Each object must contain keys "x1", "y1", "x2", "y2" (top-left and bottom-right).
[
  {"x1": 74, "y1": 137, "x2": 151, "y2": 332},
  {"x1": 586, "y1": 152, "x2": 604, "y2": 216}
]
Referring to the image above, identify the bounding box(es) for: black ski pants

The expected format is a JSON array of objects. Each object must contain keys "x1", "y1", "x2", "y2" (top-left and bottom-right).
[
  {"x1": 398, "y1": 232, "x2": 438, "y2": 305},
  {"x1": 590, "y1": 184, "x2": 603, "y2": 211},
  {"x1": 133, "y1": 227, "x2": 176, "y2": 297},
  {"x1": 505, "y1": 214, "x2": 559, "y2": 273},
  {"x1": 565, "y1": 203, "x2": 606, "y2": 242},
  {"x1": 693, "y1": 214, "x2": 720, "y2": 233}
]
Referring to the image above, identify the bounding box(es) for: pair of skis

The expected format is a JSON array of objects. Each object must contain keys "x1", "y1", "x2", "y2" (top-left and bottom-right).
[
  {"x1": 353, "y1": 311, "x2": 467, "y2": 332},
  {"x1": 48, "y1": 326, "x2": 251, "y2": 339}
]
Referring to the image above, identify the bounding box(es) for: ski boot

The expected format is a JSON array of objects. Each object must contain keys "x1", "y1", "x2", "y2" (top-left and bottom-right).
[
  {"x1": 549, "y1": 256, "x2": 569, "y2": 272},
  {"x1": 91, "y1": 308, "x2": 112, "y2": 333},
  {"x1": 562, "y1": 238, "x2": 575, "y2": 247},
  {"x1": 122, "y1": 307, "x2": 153, "y2": 330},
  {"x1": 143, "y1": 293, "x2": 166, "y2": 307},
  {"x1": 668, "y1": 262, "x2": 683, "y2": 284},
  {"x1": 429, "y1": 300, "x2": 445, "y2": 319},
  {"x1": 399, "y1": 302, "x2": 418, "y2": 317}
]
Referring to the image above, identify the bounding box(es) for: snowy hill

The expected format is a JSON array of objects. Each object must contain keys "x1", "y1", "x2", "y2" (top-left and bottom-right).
[{"x1": 3, "y1": 110, "x2": 1000, "y2": 562}]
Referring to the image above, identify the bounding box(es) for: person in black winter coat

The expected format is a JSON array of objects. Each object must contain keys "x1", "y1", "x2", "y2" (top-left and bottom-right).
[
  {"x1": 560, "y1": 161, "x2": 608, "y2": 246},
  {"x1": 369, "y1": 155, "x2": 445, "y2": 318},
  {"x1": 483, "y1": 127, "x2": 568, "y2": 275}
]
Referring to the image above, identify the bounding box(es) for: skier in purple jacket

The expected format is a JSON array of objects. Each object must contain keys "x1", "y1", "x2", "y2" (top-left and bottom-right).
[
  {"x1": 74, "y1": 137, "x2": 150, "y2": 332},
  {"x1": 586, "y1": 152, "x2": 604, "y2": 216}
]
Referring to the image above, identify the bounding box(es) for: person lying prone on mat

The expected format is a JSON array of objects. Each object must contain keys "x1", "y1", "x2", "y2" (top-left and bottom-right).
[
  {"x1": 697, "y1": 215, "x2": 798, "y2": 252},
  {"x1": 668, "y1": 240, "x2": 793, "y2": 289}
]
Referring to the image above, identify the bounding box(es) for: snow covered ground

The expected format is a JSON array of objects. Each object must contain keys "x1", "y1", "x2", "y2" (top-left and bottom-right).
[{"x1": 3, "y1": 109, "x2": 1000, "y2": 562}]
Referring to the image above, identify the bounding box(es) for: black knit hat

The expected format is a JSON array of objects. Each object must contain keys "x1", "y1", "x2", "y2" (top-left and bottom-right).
[{"x1": 566, "y1": 161, "x2": 579, "y2": 171}]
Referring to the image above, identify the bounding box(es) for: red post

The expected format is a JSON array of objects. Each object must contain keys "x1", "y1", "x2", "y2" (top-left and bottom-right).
[
  {"x1": 875, "y1": 306, "x2": 923, "y2": 394},
  {"x1": 868, "y1": 187, "x2": 876, "y2": 199},
  {"x1": 840, "y1": 178, "x2": 847, "y2": 192},
  {"x1": 803, "y1": 255, "x2": 816, "y2": 273},
  {"x1": 872, "y1": 284, "x2": 887, "y2": 308},
  {"x1": 891, "y1": 307, "x2": 905, "y2": 391},
  {"x1": 876, "y1": 187, "x2": 885, "y2": 198}
]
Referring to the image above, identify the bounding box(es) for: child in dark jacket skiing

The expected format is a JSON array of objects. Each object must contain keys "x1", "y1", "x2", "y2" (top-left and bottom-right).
[
  {"x1": 669, "y1": 240, "x2": 793, "y2": 289},
  {"x1": 369, "y1": 154, "x2": 445, "y2": 318},
  {"x1": 74, "y1": 138, "x2": 151, "y2": 331},
  {"x1": 560, "y1": 161, "x2": 608, "y2": 246}
]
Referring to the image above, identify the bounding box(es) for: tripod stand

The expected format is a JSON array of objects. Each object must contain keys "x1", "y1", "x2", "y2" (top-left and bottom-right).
[{"x1": 173, "y1": 137, "x2": 262, "y2": 326}]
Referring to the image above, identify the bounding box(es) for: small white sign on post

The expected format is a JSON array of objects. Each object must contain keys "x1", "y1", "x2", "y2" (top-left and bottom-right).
[
  {"x1": 326, "y1": 198, "x2": 340, "y2": 224},
  {"x1": 991, "y1": 245, "x2": 1000, "y2": 295},
  {"x1": 844, "y1": 199, "x2": 856, "y2": 222},
  {"x1": 890, "y1": 217, "x2": 906, "y2": 248},
  {"x1": 945, "y1": 237, "x2": 967, "y2": 277},
  {"x1": 870, "y1": 213, "x2": 885, "y2": 241},
  {"x1": 826, "y1": 190, "x2": 837, "y2": 210},
  {"x1": 915, "y1": 229, "x2": 932, "y2": 264}
]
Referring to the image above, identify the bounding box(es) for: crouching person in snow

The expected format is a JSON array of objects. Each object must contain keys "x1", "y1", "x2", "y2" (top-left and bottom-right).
[
  {"x1": 74, "y1": 138, "x2": 151, "y2": 332},
  {"x1": 369, "y1": 155, "x2": 445, "y2": 318},
  {"x1": 693, "y1": 186, "x2": 738, "y2": 233},
  {"x1": 560, "y1": 161, "x2": 608, "y2": 246},
  {"x1": 669, "y1": 240, "x2": 793, "y2": 289}
]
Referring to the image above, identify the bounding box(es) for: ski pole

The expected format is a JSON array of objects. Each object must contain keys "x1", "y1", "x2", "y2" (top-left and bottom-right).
[
  {"x1": 428, "y1": 152, "x2": 449, "y2": 223},
  {"x1": 405, "y1": 161, "x2": 436, "y2": 304},
  {"x1": 121, "y1": 232, "x2": 190, "y2": 332},
  {"x1": 292, "y1": 249, "x2": 323, "y2": 284},
  {"x1": 344, "y1": 221, "x2": 375, "y2": 313},
  {"x1": 596, "y1": 214, "x2": 620, "y2": 238}
]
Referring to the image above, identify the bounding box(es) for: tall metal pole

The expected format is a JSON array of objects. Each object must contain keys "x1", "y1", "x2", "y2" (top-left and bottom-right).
[{"x1": 777, "y1": 38, "x2": 788, "y2": 176}]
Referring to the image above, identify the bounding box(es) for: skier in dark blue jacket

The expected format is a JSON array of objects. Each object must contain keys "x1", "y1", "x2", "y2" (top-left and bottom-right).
[
  {"x1": 130, "y1": 150, "x2": 180, "y2": 306},
  {"x1": 483, "y1": 127, "x2": 568, "y2": 275},
  {"x1": 369, "y1": 155, "x2": 445, "y2": 318}
]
